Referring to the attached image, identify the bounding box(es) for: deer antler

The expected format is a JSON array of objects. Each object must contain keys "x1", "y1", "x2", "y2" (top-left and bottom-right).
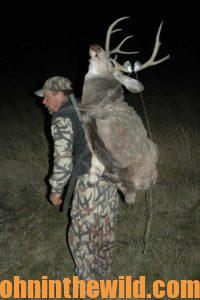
[
  {"x1": 134, "y1": 22, "x2": 170, "y2": 72},
  {"x1": 105, "y1": 18, "x2": 169, "y2": 74},
  {"x1": 105, "y1": 17, "x2": 139, "y2": 55}
]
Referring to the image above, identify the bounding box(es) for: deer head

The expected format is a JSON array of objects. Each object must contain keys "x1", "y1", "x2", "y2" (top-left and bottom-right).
[{"x1": 85, "y1": 17, "x2": 170, "y2": 93}]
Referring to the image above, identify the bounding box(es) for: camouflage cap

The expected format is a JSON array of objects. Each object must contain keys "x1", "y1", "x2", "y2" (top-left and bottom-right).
[{"x1": 35, "y1": 76, "x2": 72, "y2": 97}]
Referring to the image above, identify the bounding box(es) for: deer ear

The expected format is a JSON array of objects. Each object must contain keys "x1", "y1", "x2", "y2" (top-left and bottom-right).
[
  {"x1": 123, "y1": 77, "x2": 144, "y2": 93},
  {"x1": 113, "y1": 71, "x2": 144, "y2": 93}
]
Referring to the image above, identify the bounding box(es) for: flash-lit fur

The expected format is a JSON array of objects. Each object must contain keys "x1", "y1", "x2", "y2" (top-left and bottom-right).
[{"x1": 81, "y1": 44, "x2": 158, "y2": 203}]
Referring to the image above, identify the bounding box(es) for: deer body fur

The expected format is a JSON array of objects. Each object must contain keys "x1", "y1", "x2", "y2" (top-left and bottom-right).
[
  {"x1": 80, "y1": 18, "x2": 169, "y2": 203},
  {"x1": 81, "y1": 45, "x2": 158, "y2": 203}
]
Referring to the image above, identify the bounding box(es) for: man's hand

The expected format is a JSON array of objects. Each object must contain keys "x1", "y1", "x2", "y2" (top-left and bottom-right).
[{"x1": 50, "y1": 193, "x2": 62, "y2": 205}]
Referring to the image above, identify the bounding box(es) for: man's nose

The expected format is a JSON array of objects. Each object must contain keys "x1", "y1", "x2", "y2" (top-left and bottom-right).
[{"x1": 42, "y1": 97, "x2": 46, "y2": 104}]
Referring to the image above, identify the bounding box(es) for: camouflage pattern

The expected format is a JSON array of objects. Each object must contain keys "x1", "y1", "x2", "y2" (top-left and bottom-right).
[
  {"x1": 68, "y1": 174, "x2": 119, "y2": 280},
  {"x1": 35, "y1": 76, "x2": 72, "y2": 97},
  {"x1": 49, "y1": 114, "x2": 119, "y2": 280},
  {"x1": 49, "y1": 116, "x2": 73, "y2": 194}
]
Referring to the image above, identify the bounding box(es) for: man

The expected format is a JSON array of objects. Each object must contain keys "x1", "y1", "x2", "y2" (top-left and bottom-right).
[{"x1": 35, "y1": 76, "x2": 119, "y2": 280}]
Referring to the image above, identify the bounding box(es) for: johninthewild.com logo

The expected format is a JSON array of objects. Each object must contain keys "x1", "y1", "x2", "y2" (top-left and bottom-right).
[{"x1": 0, "y1": 275, "x2": 200, "y2": 298}]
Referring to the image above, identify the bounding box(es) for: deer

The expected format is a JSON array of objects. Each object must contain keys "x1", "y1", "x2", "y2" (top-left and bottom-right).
[{"x1": 80, "y1": 17, "x2": 170, "y2": 203}]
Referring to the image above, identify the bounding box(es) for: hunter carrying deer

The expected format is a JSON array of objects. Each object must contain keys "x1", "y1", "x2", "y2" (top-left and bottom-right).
[{"x1": 35, "y1": 17, "x2": 169, "y2": 280}]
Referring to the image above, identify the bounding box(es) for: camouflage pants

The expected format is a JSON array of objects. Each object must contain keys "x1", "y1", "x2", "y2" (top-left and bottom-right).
[{"x1": 68, "y1": 174, "x2": 119, "y2": 280}]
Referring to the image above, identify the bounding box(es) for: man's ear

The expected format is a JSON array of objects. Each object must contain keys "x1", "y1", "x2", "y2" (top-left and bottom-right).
[{"x1": 56, "y1": 91, "x2": 65, "y2": 99}]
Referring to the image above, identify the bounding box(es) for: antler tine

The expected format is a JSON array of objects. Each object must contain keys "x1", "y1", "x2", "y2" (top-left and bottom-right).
[
  {"x1": 105, "y1": 16, "x2": 130, "y2": 53},
  {"x1": 134, "y1": 21, "x2": 170, "y2": 72},
  {"x1": 110, "y1": 35, "x2": 139, "y2": 55}
]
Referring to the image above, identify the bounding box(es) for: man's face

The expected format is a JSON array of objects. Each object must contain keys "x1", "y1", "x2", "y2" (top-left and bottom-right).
[{"x1": 42, "y1": 90, "x2": 66, "y2": 114}]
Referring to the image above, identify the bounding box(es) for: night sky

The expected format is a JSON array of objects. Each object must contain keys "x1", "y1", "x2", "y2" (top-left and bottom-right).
[{"x1": 0, "y1": 3, "x2": 199, "y2": 97}]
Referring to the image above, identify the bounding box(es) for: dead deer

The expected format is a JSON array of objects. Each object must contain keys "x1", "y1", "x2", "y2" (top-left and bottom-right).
[{"x1": 81, "y1": 17, "x2": 169, "y2": 203}]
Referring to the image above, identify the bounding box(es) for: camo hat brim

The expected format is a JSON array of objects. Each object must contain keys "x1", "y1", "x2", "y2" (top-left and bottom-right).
[{"x1": 35, "y1": 76, "x2": 72, "y2": 97}]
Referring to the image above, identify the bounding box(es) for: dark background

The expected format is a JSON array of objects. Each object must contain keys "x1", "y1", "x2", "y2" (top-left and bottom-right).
[
  {"x1": 0, "y1": 3, "x2": 199, "y2": 98},
  {"x1": 0, "y1": 3, "x2": 199, "y2": 283}
]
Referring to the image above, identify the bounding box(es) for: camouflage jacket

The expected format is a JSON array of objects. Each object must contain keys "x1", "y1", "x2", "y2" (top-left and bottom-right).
[
  {"x1": 49, "y1": 116, "x2": 74, "y2": 194},
  {"x1": 49, "y1": 101, "x2": 92, "y2": 196}
]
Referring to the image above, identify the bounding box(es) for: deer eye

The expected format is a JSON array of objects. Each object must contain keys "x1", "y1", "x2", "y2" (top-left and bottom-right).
[{"x1": 109, "y1": 60, "x2": 115, "y2": 68}]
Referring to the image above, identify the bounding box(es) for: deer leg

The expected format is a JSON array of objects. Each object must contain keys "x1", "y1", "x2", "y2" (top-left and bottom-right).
[
  {"x1": 88, "y1": 153, "x2": 105, "y2": 186},
  {"x1": 117, "y1": 182, "x2": 137, "y2": 204}
]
